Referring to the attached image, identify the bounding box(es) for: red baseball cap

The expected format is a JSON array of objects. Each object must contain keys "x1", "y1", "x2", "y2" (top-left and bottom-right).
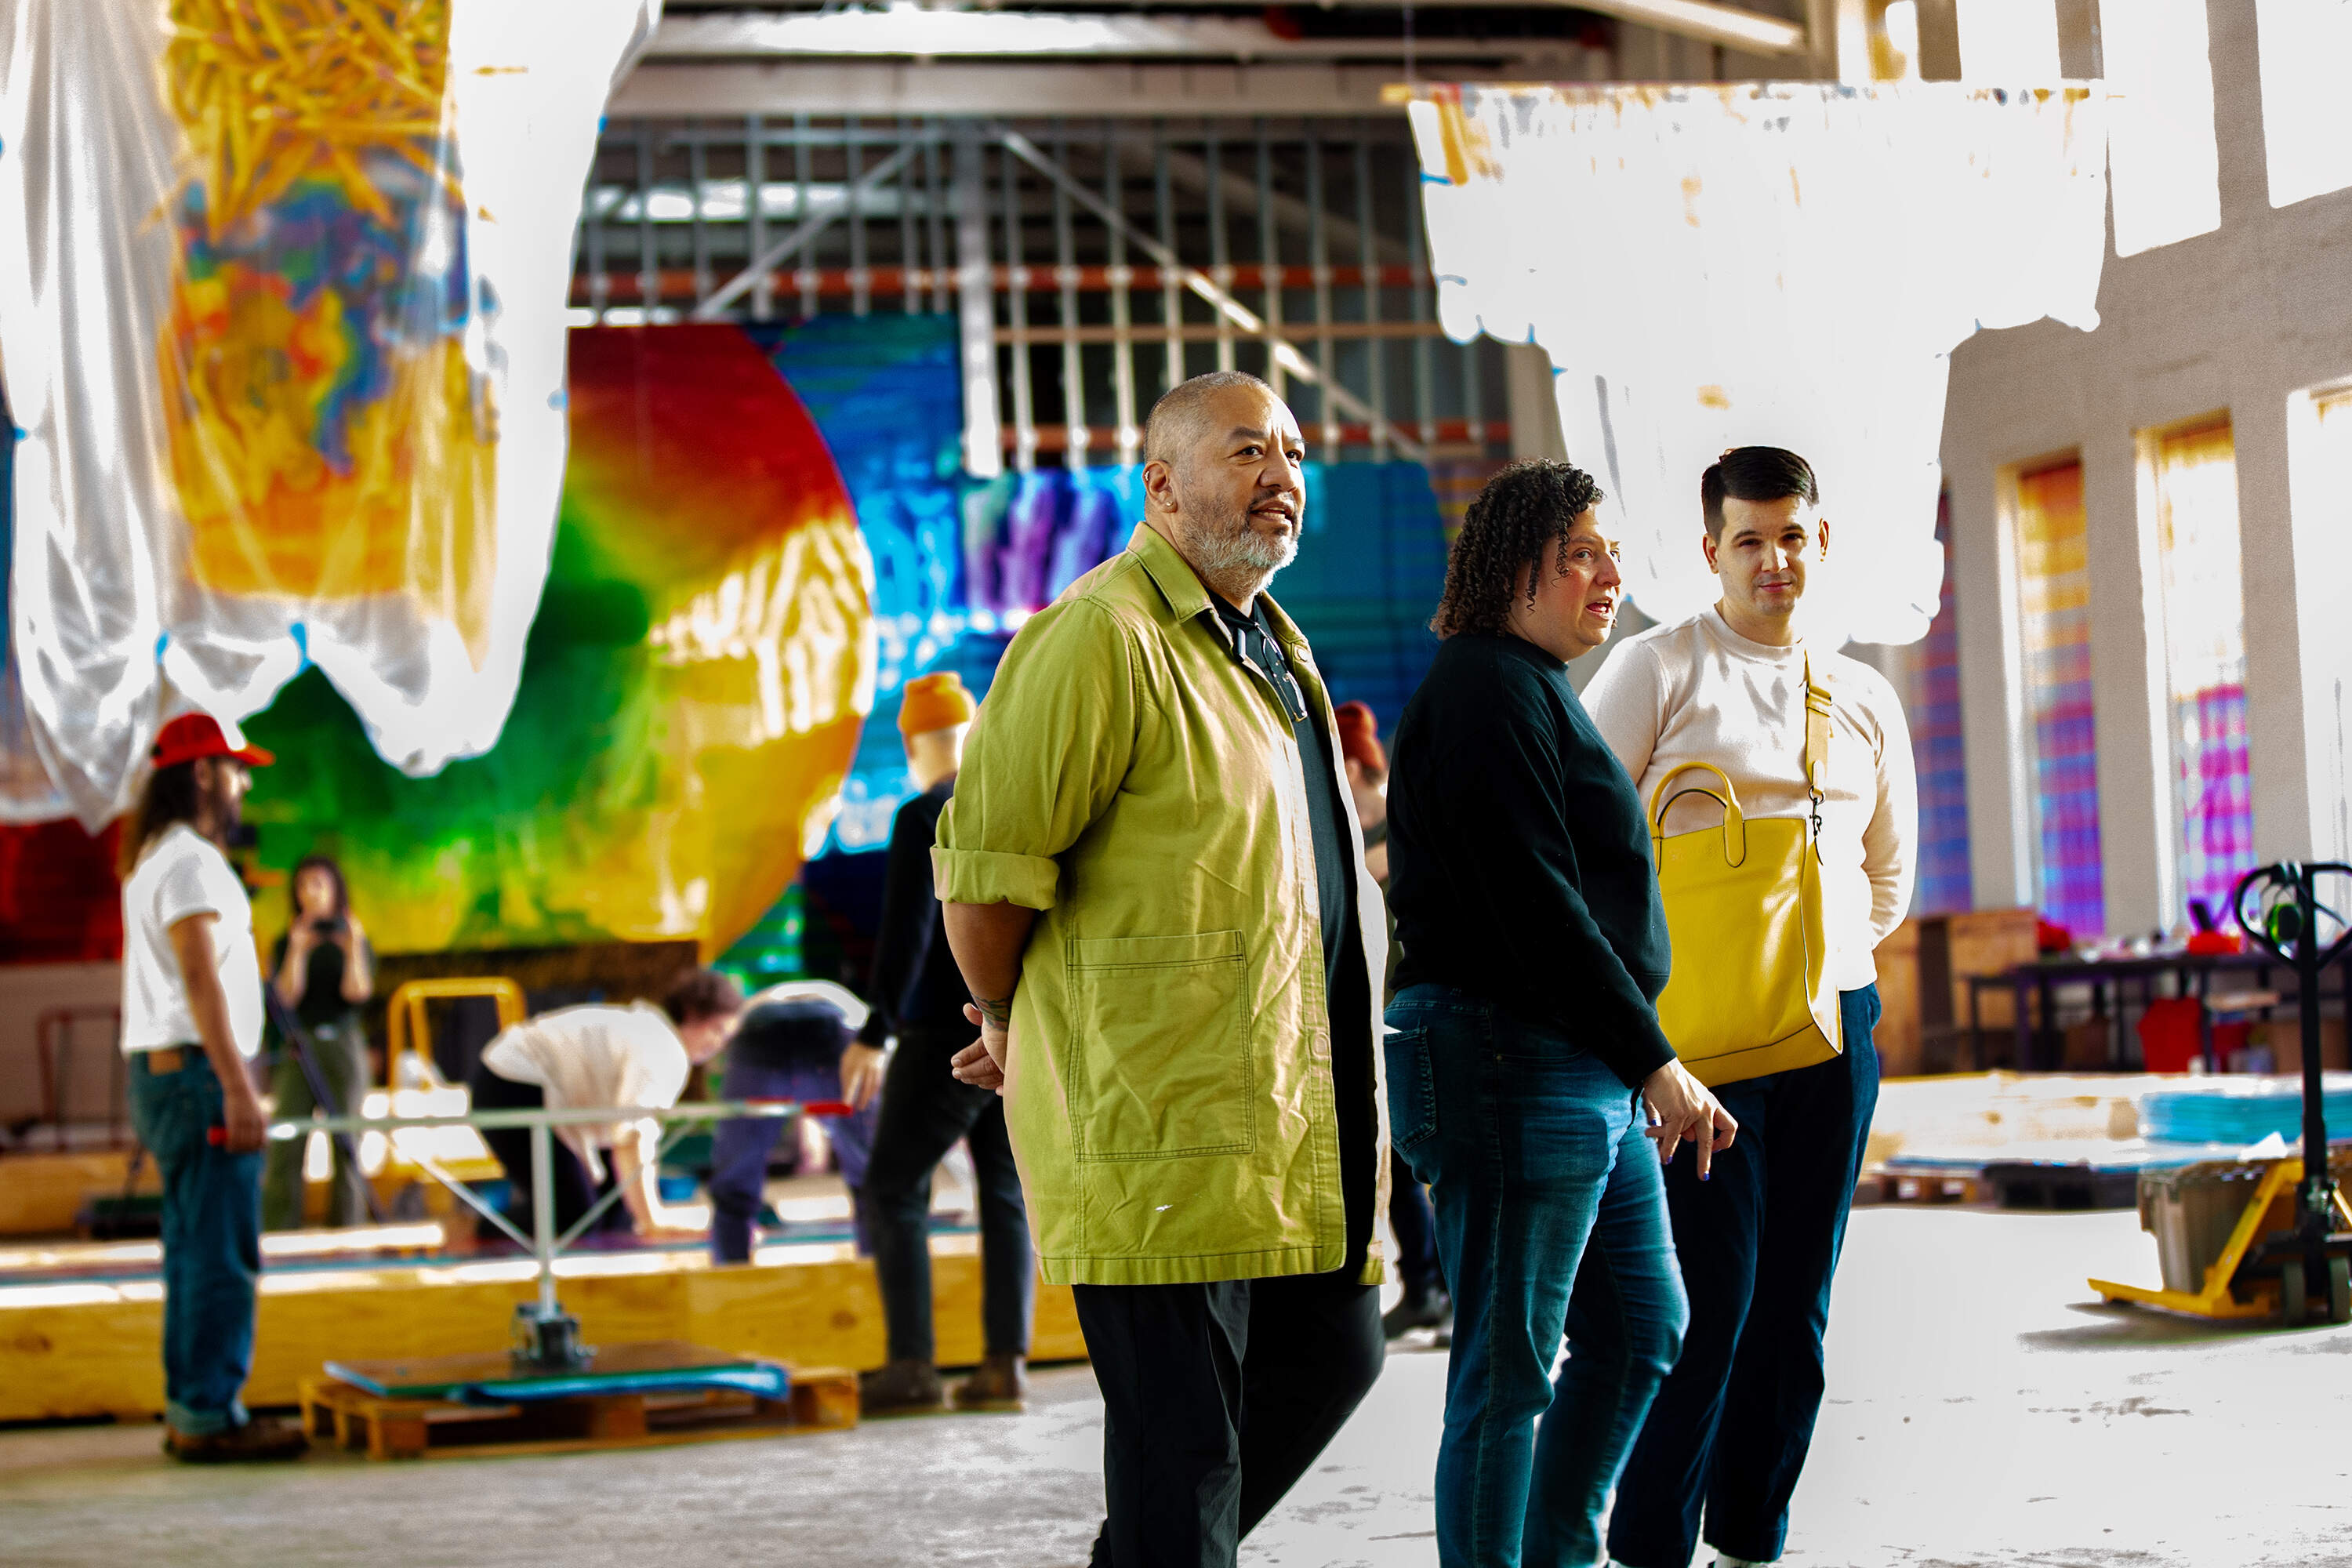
[{"x1": 150, "y1": 713, "x2": 274, "y2": 770}]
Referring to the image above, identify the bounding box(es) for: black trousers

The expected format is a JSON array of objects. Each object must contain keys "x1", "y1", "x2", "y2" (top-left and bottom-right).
[
  {"x1": 865, "y1": 1024, "x2": 1034, "y2": 1363},
  {"x1": 466, "y1": 1060, "x2": 630, "y2": 1241},
  {"x1": 1074, "y1": 1267, "x2": 1384, "y2": 1568}
]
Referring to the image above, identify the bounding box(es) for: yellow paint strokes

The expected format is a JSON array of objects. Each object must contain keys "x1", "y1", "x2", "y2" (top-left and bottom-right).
[
  {"x1": 1697, "y1": 386, "x2": 1732, "y2": 409},
  {"x1": 1682, "y1": 173, "x2": 1704, "y2": 227}
]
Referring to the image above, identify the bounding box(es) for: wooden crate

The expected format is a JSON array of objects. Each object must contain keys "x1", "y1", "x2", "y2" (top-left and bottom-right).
[{"x1": 298, "y1": 1361, "x2": 858, "y2": 1461}]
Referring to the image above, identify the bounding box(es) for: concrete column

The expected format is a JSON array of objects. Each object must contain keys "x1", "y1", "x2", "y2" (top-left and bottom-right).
[
  {"x1": 2285, "y1": 394, "x2": 2352, "y2": 864},
  {"x1": 2087, "y1": 430, "x2": 2172, "y2": 937},
  {"x1": 1947, "y1": 455, "x2": 2033, "y2": 912},
  {"x1": 952, "y1": 125, "x2": 1002, "y2": 481},
  {"x1": 1504, "y1": 345, "x2": 1567, "y2": 463}
]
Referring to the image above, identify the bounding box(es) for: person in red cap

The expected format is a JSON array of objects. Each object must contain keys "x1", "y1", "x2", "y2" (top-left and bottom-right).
[{"x1": 117, "y1": 712, "x2": 304, "y2": 1461}]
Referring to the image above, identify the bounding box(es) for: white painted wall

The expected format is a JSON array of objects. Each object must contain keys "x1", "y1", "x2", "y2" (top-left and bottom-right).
[{"x1": 1940, "y1": 0, "x2": 2352, "y2": 934}]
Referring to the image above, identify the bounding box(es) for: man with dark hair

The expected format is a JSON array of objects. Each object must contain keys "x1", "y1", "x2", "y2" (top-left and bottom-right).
[
  {"x1": 120, "y1": 711, "x2": 306, "y2": 1461},
  {"x1": 934, "y1": 372, "x2": 1390, "y2": 1567},
  {"x1": 1387, "y1": 459, "x2": 1734, "y2": 1565},
  {"x1": 1590, "y1": 445, "x2": 1916, "y2": 1568},
  {"x1": 467, "y1": 967, "x2": 746, "y2": 1243}
]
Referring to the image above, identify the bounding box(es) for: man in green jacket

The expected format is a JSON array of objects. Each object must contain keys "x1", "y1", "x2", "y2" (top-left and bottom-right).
[{"x1": 934, "y1": 372, "x2": 1390, "y2": 1567}]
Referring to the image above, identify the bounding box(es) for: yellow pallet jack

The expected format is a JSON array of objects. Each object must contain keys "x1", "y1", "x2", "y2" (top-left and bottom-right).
[{"x1": 2089, "y1": 862, "x2": 2352, "y2": 1326}]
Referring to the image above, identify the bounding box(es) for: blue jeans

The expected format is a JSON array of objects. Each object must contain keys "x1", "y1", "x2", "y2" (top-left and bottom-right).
[
  {"x1": 126, "y1": 1048, "x2": 263, "y2": 1438},
  {"x1": 1385, "y1": 985, "x2": 1690, "y2": 1568},
  {"x1": 1606, "y1": 985, "x2": 1883, "y2": 1568},
  {"x1": 710, "y1": 1050, "x2": 878, "y2": 1264}
]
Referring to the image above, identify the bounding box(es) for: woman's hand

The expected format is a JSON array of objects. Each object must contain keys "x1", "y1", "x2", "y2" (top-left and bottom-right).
[{"x1": 1639, "y1": 1059, "x2": 1738, "y2": 1178}]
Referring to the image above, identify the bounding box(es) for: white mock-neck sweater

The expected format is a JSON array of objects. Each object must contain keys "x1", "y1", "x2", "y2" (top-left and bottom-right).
[{"x1": 1581, "y1": 607, "x2": 1918, "y2": 992}]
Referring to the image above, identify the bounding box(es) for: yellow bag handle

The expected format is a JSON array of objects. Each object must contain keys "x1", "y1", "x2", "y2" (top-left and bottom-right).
[{"x1": 1649, "y1": 760, "x2": 1748, "y2": 868}]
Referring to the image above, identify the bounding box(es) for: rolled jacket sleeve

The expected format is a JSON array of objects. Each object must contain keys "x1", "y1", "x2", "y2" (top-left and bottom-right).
[{"x1": 934, "y1": 599, "x2": 1141, "y2": 910}]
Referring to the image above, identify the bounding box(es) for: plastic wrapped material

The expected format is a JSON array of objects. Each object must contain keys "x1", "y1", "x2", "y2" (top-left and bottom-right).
[
  {"x1": 1405, "y1": 82, "x2": 2109, "y2": 648},
  {"x1": 0, "y1": 0, "x2": 657, "y2": 826}
]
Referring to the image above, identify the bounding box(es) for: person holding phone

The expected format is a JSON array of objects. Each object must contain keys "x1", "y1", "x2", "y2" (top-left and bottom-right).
[{"x1": 260, "y1": 855, "x2": 375, "y2": 1231}]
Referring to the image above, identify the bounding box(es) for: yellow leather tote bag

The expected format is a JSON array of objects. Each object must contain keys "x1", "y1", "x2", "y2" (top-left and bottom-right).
[{"x1": 1646, "y1": 659, "x2": 1842, "y2": 1087}]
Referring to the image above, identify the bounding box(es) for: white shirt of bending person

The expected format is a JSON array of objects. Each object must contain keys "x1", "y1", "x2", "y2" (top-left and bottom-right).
[
  {"x1": 477, "y1": 1001, "x2": 691, "y2": 1185},
  {"x1": 1581, "y1": 606, "x2": 1919, "y2": 993}
]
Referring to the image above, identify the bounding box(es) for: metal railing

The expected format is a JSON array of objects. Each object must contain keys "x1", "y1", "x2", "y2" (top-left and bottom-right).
[{"x1": 266, "y1": 1097, "x2": 840, "y2": 1328}]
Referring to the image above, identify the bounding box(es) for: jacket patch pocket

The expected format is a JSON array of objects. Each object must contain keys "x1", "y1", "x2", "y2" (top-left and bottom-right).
[
  {"x1": 1068, "y1": 930, "x2": 1253, "y2": 1160},
  {"x1": 1382, "y1": 1025, "x2": 1436, "y2": 1152}
]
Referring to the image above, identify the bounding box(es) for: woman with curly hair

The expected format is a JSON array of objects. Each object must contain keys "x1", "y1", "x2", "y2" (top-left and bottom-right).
[{"x1": 1385, "y1": 459, "x2": 1737, "y2": 1566}]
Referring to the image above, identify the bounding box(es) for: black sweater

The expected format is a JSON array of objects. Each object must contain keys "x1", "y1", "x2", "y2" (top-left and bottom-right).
[
  {"x1": 856, "y1": 782, "x2": 973, "y2": 1044},
  {"x1": 1388, "y1": 633, "x2": 1675, "y2": 1087}
]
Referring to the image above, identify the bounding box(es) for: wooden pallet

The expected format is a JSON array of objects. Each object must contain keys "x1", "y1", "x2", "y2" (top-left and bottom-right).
[
  {"x1": 298, "y1": 1362, "x2": 858, "y2": 1461},
  {"x1": 1856, "y1": 1168, "x2": 1986, "y2": 1206}
]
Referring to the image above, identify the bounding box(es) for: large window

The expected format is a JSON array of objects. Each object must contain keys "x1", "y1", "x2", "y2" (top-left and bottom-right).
[
  {"x1": 2255, "y1": 0, "x2": 2352, "y2": 209},
  {"x1": 2013, "y1": 456, "x2": 2104, "y2": 936},
  {"x1": 2101, "y1": 0, "x2": 2222, "y2": 257},
  {"x1": 2147, "y1": 417, "x2": 2256, "y2": 928}
]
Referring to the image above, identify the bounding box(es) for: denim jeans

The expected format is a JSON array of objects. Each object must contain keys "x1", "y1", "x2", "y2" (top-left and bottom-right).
[
  {"x1": 1385, "y1": 984, "x2": 1690, "y2": 1568},
  {"x1": 127, "y1": 1048, "x2": 263, "y2": 1438},
  {"x1": 709, "y1": 1047, "x2": 879, "y2": 1264},
  {"x1": 1606, "y1": 985, "x2": 1883, "y2": 1568},
  {"x1": 864, "y1": 1025, "x2": 1033, "y2": 1363}
]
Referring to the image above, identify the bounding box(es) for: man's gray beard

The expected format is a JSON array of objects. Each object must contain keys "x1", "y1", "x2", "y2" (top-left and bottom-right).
[{"x1": 1185, "y1": 509, "x2": 1298, "y2": 579}]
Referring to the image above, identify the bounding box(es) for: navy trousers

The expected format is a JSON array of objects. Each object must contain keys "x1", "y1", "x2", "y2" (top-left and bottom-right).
[{"x1": 1606, "y1": 985, "x2": 1884, "y2": 1568}]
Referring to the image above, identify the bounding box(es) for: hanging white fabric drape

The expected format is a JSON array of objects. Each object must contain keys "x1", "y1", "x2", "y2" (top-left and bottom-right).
[
  {"x1": 1406, "y1": 82, "x2": 2110, "y2": 648},
  {"x1": 0, "y1": 0, "x2": 657, "y2": 827}
]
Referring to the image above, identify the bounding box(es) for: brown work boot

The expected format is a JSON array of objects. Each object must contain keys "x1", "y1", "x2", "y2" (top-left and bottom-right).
[
  {"x1": 951, "y1": 1352, "x2": 1028, "y2": 1412},
  {"x1": 858, "y1": 1358, "x2": 946, "y2": 1415},
  {"x1": 163, "y1": 1416, "x2": 308, "y2": 1463}
]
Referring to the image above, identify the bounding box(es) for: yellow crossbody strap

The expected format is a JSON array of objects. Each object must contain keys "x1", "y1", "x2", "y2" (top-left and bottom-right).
[{"x1": 1802, "y1": 652, "x2": 1832, "y2": 839}]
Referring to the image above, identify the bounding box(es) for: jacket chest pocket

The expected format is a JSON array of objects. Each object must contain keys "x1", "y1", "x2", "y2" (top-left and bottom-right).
[{"x1": 1066, "y1": 930, "x2": 1254, "y2": 1160}]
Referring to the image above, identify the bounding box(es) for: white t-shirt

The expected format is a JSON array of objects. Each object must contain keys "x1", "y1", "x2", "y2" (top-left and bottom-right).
[
  {"x1": 478, "y1": 1001, "x2": 692, "y2": 1181},
  {"x1": 1582, "y1": 608, "x2": 1919, "y2": 992},
  {"x1": 119, "y1": 823, "x2": 266, "y2": 1058}
]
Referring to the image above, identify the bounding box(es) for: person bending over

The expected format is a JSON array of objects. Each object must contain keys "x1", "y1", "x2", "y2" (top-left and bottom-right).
[
  {"x1": 1592, "y1": 448, "x2": 1915, "y2": 1568},
  {"x1": 1385, "y1": 459, "x2": 1736, "y2": 1566},
  {"x1": 936, "y1": 372, "x2": 1389, "y2": 1568},
  {"x1": 706, "y1": 978, "x2": 879, "y2": 1264},
  {"x1": 468, "y1": 969, "x2": 741, "y2": 1243},
  {"x1": 840, "y1": 670, "x2": 1036, "y2": 1416},
  {"x1": 120, "y1": 713, "x2": 306, "y2": 1461},
  {"x1": 260, "y1": 854, "x2": 374, "y2": 1232}
]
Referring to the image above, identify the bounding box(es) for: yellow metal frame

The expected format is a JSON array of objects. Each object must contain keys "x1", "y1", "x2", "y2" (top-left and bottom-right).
[
  {"x1": 385, "y1": 978, "x2": 525, "y2": 1090},
  {"x1": 2089, "y1": 1157, "x2": 2352, "y2": 1320}
]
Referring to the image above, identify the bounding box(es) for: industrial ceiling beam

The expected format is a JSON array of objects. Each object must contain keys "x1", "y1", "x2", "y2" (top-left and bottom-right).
[
  {"x1": 610, "y1": 60, "x2": 1543, "y2": 118},
  {"x1": 648, "y1": 2, "x2": 1807, "y2": 60},
  {"x1": 691, "y1": 140, "x2": 918, "y2": 318}
]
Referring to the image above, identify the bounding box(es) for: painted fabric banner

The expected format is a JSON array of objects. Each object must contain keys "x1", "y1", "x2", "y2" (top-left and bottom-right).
[
  {"x1": 0, "y1": 0, "x2": 656, "y2": 826},
  {"x1": 1404, "y1": 82, "x2": 2109, "y2": 647}
]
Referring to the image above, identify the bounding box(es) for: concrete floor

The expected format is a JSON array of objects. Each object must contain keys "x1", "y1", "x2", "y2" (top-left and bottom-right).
[{"x1": 6, "y1": 1206, "x2": 2352, "y2": 1567}]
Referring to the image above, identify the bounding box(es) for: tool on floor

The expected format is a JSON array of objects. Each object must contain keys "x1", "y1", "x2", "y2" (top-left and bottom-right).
[{"x1": 2090, "y1": 861, "x2": 2352, "y2": 1323}]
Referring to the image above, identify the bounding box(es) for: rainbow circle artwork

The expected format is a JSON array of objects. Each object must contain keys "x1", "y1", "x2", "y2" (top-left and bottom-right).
[{"x1": 241, "y1": 325, "x2": 875, "y2": 960}]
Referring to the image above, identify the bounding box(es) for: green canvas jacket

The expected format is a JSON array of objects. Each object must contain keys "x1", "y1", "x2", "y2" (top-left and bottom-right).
[{"x1": 932, "y1": 522, "x2": 1390, "y2": 1287}]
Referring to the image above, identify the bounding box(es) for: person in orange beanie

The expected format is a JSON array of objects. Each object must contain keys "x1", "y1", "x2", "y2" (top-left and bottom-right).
[{"x1": 841, "y1": 670, "x2": 1036, "y2": 1414}]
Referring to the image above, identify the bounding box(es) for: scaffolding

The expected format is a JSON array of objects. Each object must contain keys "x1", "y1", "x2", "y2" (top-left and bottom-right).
[{"x1": 572, "y1": 115, "x2": 1511, "y2": 473}]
